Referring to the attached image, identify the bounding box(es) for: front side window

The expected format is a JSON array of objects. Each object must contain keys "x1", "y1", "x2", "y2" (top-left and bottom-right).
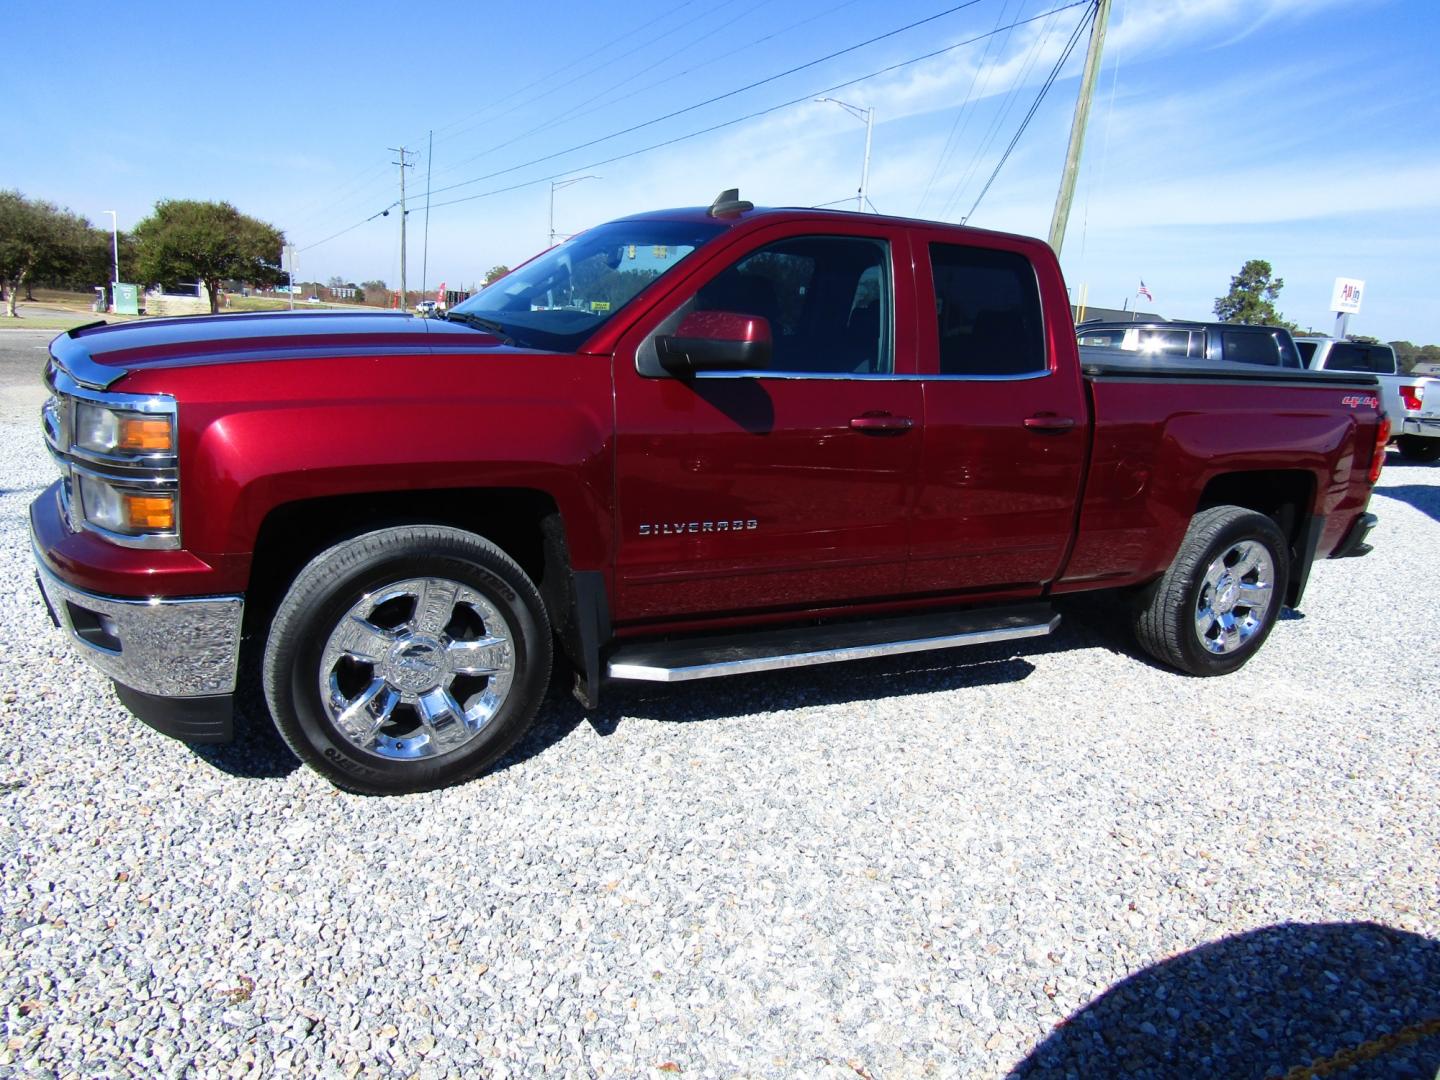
[
  {"x1": 687, "y1": 236, "x2": 892, "y2": 375},
  {"x1": 930, "y1": 244, "x2": 1045, "y2": 376},
  {"x1": 451, "y1": 219, "x2": 725, "y2": 351}
]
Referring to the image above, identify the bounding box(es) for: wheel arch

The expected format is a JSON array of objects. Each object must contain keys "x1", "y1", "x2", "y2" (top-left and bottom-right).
[
  {"x1": 1195, "y1": 469, "x2": 1316, "y2": 606},
  {"x1": 246, "y1": 487, "x2": 583, "y2": 646}
]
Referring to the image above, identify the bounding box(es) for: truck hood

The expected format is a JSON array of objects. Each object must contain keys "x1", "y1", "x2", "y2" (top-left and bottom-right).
[{"x1": 51, "y1": 311, "x2": 511, "y2": 389}]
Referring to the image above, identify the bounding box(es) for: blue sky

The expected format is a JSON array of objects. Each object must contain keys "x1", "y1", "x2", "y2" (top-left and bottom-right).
[{"x1": 8, "y1": 0, "x2": 1440, "y2": 341}]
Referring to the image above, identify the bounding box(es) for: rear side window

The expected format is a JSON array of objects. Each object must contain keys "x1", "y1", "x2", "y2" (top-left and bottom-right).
[
  {"x1": 930, "y1": 243, "x2": 1045, "y2": 376},
  {"x1": 1297, "y1": 341, "x2": 1318, "y2": 366},
  {"x1": 1221, "y1": 331, "x2": 1280, "y2": 366},
  {"x1": 1326, "y1": 343, "x2": 1397, "y2": 374}
]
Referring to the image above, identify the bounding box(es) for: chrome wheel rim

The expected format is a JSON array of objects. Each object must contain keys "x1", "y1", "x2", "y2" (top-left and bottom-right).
[
  {"x1": 1194, "y1": 540, "x2": 1276, "y2": 655},
  {"x1": 318, "y1": 577, "x2": 515, "y2": 760}
]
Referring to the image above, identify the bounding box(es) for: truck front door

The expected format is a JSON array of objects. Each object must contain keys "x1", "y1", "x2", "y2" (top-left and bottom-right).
[{"x1": 611, "y1": 222, "x2": 922, "y2": 625}]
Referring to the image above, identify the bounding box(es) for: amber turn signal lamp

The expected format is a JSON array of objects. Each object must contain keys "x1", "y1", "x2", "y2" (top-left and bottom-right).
[
  {"x1": 117, "y1": 416, "x2": 173, "y2": 452},
  {"x1": 121, "y1": 493, "x2": 175, "y2": 531}
]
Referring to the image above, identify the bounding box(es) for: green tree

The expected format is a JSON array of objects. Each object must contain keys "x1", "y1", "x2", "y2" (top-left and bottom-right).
[
  {"x1": 484, "y1": 265, "x2": 510, "y2": 285},
  {"x1": 133, "y1": 200, "x2": 284, "y2": 314},
  {"x1": 0, "y1": 191, "x2": 105, "y2": 316},
  {"x1": 1213, "y1": 259, "x2": 1295, "y2": 329}
]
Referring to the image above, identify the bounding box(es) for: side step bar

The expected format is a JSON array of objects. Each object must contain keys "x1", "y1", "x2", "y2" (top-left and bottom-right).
[{"x1": 606, "y1": 603, "x2": 1060, "y2": 684}]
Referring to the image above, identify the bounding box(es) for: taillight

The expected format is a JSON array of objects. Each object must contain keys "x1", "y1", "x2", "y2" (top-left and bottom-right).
[
  {"x1": 1400, "y1": 385, "x2": 1424, "y2": 411},
  {"x1": 1368, "y1": 415, "x2": 1391, "y2": 484}
]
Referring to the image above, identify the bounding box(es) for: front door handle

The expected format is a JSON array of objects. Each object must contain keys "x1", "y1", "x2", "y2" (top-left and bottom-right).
[
  {"x1": 850, "y1": 412, "x2": 914, "y2": 433},
  {"x1": 1023, "y1": 414, "x2": 1076, "y2": 432}
]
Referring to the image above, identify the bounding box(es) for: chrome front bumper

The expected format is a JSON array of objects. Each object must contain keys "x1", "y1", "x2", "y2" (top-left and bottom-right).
[{"x1": 32, "y1": 546, "x2": 244, "y2": 699}]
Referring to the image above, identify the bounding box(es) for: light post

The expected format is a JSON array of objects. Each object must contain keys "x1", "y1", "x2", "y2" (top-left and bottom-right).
[
  {"x1": 103, "y1": 210, "x2": 119, "y2": 310},
  {"x1": 549, "y1": 175, "x2": 600, "y2": 247},
  {"x1": 816, "y1": 98, "x2": 875, "y2": 212}
]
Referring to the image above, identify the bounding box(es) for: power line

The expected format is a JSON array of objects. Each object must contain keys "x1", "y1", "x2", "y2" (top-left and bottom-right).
[
  {"x1": 915, "y1": 0, "x2": 1016, "y2": 215},
  {"x1": 939, "y1": 1, "x2": 1063, "y2": 220},
  {"x1": 427, "y1": 0, "x2": 764, "y2": 185},
  {"x1": 499, "y1": 0, "x2": 868, "y2": 162},
  {"x1": 424, "y1": 0, "x2": 706, "y2": 147},
  {"x1": 427, "y1": 0, "x2": 782, "y2": 184},
  {"x1": 288, "y1": 0, "x2": 711, "y2": 242},
  {"x1": 423, "y1": 0, "x2": 1086, "y2": 213},
  {"x1": 962, "y1": 1, "x2": 1092, "y2": 222},
  {"x1": 422, "y1": 0, "x2": 991, "y2": 203},
  {"x1": 297, "y1": 0, "x2": 1087, "y2": 250}
]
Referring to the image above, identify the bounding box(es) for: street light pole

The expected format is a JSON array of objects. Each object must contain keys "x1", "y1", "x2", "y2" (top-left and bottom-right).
[
  {"x1": 104, "y1": 210, "x2": 119, "y2": 310},
  {"x1": 816, "y1": 98, "x2": 875, "y2": 212},
  {"x1": 548, "y1": 175, "x2": 600, "y2": 247}
]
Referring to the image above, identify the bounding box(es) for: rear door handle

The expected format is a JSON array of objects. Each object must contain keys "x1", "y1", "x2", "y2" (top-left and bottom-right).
[
  {"x1": 1023, "y1": 414, "x2": 1076, "y2": 432},
  {"x1": 850, "y1": 413, "x2": 914, "y2": 433}
]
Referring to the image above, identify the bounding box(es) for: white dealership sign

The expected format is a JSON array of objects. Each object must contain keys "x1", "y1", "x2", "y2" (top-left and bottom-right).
[{"x1": 1330, "y1": 277, "x2": 1364, "y2": 314}]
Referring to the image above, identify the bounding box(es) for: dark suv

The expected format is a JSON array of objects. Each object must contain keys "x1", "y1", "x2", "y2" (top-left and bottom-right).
[{"x1": 1076, "y1": 320, "x2": 1303, "y2": 368}]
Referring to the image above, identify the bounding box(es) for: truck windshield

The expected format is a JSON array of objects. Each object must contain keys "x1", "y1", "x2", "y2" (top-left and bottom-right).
[{"x1": 450, "y1": 219, "x2": 726, "y2": 351}]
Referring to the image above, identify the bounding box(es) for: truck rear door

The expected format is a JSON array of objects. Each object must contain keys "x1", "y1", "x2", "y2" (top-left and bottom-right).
[{"x1": 908, "y1": 231, "x2": 1090, "y2": 596}]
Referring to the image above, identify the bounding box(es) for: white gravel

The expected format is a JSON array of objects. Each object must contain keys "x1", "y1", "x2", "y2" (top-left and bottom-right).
[{"x1": 1, "y1": 407, "x2": 1437, "y2": 1079}]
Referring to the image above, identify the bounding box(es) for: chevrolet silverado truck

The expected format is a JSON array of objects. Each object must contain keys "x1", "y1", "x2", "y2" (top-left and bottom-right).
[
  {"x1": 32, "y1": 192, "x2": 1389, "y2": 794},
  {"x1": 1295, "y1": 336, "x2": 1440, "y2": 462}
]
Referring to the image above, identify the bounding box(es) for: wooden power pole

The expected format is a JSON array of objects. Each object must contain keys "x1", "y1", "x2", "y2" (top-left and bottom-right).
[
  {"x1": 1047, "y1": 0, "x2": 1111, "y2": 256},
  {"x1": 389, "y1": 146, "x2": 414, "y2": 309}
]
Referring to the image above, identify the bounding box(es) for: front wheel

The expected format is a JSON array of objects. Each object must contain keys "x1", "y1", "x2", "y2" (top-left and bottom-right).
[
  {"x1": 1397, "y1": 435, "x2": 1440, "y2": 463},
  {"x1": 263, "y1": 526, "x2": 552, "y2": 794},
  {"x1": 1133, "y1": 505, "x2": 1290, "y2": 676}
]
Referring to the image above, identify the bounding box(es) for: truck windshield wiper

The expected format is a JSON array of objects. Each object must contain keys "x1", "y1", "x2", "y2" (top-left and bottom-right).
[{"x1": 442, "y1": 311, "x2": 513, "y2": 341}]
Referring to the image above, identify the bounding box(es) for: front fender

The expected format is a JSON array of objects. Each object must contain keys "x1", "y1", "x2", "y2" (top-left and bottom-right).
[{"x1": 124, "y1": 353, "x2": 615, "y2": 590}]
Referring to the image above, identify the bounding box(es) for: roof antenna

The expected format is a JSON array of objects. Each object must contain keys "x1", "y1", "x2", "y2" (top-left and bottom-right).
[{"x1": 708, "y1": 188, "x2": 753, "y2": 218}]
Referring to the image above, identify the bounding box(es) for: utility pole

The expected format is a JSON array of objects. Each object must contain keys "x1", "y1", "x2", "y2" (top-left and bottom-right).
[
  {"x1": 421, "y1": 130, "x2": 432, "y2": 304},
  {"x1": 1047, "y1": 0, "x2": 1111, "y2": 255},
  {"x1": 284, "y1": 244, "x2": 296, "y2": 310},
  {"x1": 389, "y1": 145, "x2": 415, "y2": 309},
  {"x1": 103, "y1": 211, "x2": 119, "y2": 310}
]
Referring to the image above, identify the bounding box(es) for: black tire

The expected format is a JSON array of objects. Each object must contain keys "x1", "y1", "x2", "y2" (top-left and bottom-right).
[
  {"x1": 262, "y1": 526, "x2": 552, "y2": 795},
  {"x1": 1396, "y1": 435, "x2": 1440, "y2": 463},
  {"x1": 1132, "y1": 505, "x2": 1290, "y2": 676}
]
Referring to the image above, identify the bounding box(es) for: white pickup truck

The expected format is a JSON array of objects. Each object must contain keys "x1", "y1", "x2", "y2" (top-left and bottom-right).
[{"x1": 1297, "y1": 337, "x2": 1440, "y2": 462}]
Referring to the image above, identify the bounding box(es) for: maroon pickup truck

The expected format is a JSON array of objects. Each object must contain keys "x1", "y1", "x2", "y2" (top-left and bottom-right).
[{"x1": 32, "y1": 192, "x2": 1388, "y2": 794}]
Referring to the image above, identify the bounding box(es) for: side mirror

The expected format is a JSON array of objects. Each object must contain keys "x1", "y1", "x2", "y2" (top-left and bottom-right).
[{"x1": 655, "y1": 310, "x2": 772, "y2": 376}]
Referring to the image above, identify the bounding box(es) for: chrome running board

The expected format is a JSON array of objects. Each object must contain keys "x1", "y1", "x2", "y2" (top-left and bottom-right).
[{"x1": 606, "y1": 603, "x2": 1059, "y2": 683}]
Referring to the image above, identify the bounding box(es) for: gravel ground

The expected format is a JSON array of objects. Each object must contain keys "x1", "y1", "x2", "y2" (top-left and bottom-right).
[{"x1": 1, "y1": 401, "x2": 1437, "y2": 1079}]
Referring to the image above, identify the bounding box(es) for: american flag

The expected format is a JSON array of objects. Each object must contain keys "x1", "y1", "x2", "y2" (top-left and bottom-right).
[{"x1": 1137, "y1": 280, "x2": 1154, "y2": 302}]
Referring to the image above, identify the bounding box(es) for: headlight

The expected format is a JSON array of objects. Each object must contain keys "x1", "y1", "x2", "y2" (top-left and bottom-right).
[
  {"x1": 76, "y1": 474, "x2": 176, "y2": 536},
  {"x1": 43, "y1": 362, "x2": 180, "y2": 550},
  {"x1": 74, "y1": 401, "x2": 175, "y2": 456}
]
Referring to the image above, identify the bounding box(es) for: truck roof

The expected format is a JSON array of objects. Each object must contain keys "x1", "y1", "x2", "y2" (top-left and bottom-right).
[{"x1": 614, "y1": 203, "x2": 1049, "y2": 249}]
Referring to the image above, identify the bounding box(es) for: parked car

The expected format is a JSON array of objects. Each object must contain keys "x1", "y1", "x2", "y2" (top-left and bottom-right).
[
  {"x1": 1295, "y1": 337, "x2": 1440, "y2": 462},
  {"x1": 1077, "y1": 319, "x2": 1303, "y2": 368},
  {"x1": 415, "y1": 300, "x2": 439, "y2": 315},
  {"x1": 32, "y1": 192, "x2": 1388, "y2": 794}
]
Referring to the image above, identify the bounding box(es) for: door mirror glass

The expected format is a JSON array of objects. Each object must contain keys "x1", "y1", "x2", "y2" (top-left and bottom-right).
[{"x1": 655, "y1": 310, "x2": 773, "y2": 376}]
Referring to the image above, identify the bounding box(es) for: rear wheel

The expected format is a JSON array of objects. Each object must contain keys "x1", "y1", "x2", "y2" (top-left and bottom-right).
[
  {"x1": 1133, "y1": 505, "x2": 1290, "y2": 676},
  {"x1": 263, "y1": 526, "x2": 552, "y2": 794},
  {"x1": 1397, "y1": 435, "x2": 1440, "y2": 463}
]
